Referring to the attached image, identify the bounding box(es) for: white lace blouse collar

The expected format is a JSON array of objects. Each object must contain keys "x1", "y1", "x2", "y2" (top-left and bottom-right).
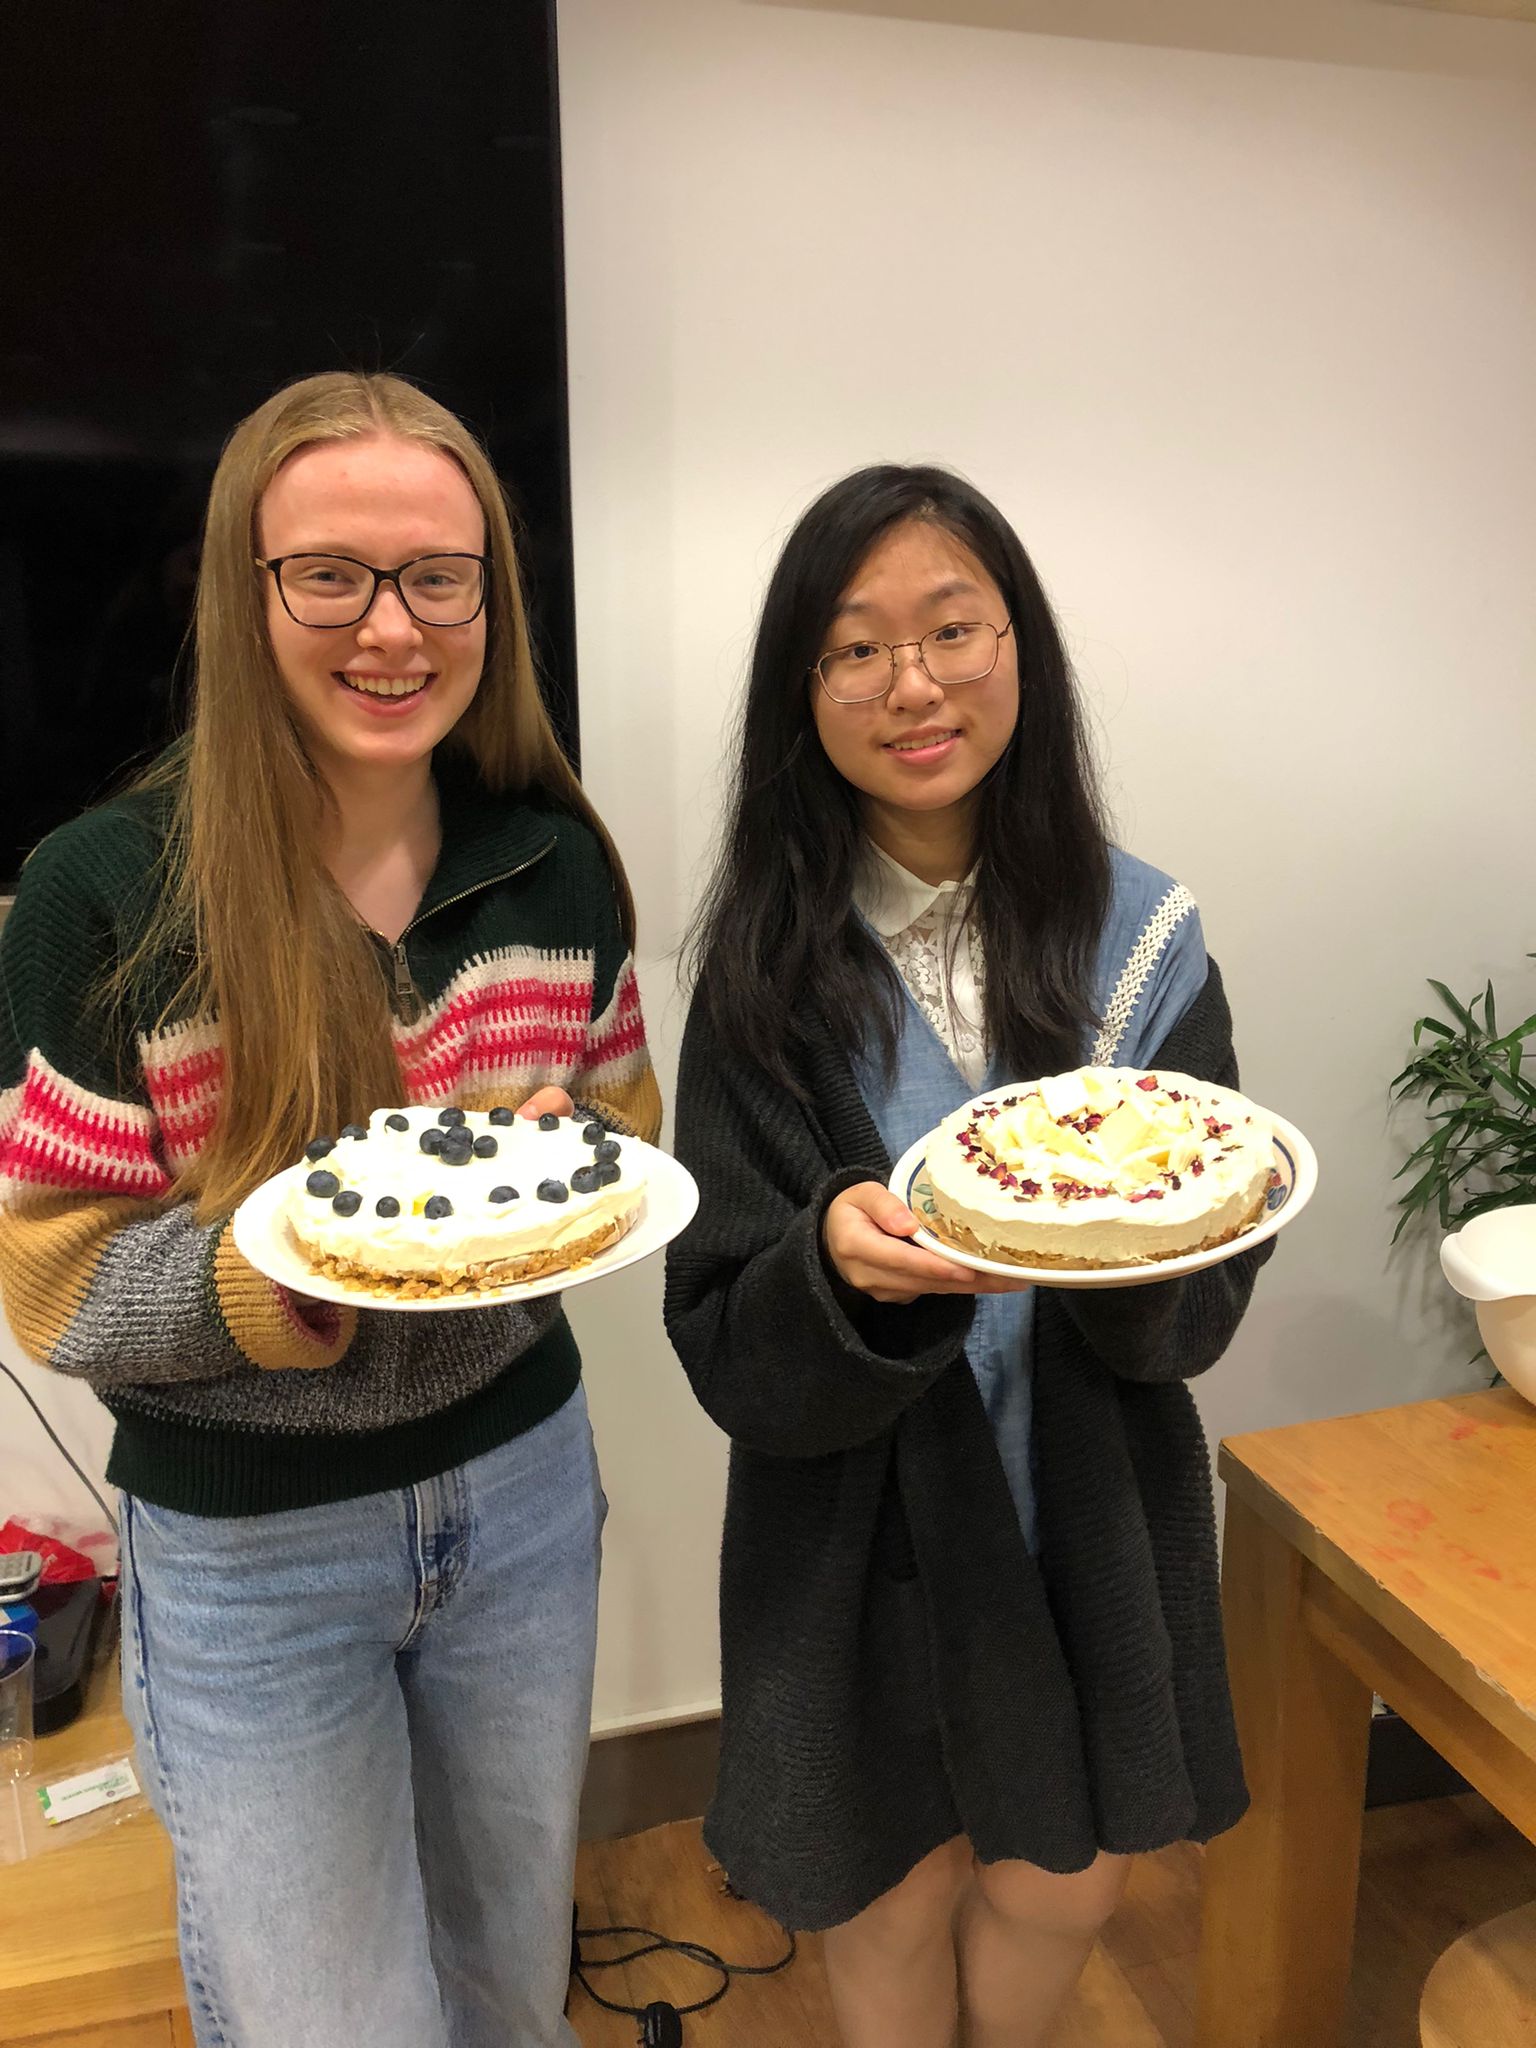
[{"x1": 853, "y1": 840, "x2": 978, "y2": 937}]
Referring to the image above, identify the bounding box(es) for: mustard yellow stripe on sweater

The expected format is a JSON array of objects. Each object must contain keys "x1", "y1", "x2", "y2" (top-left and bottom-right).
[
  {"x1": 0, "y1": 1191, "x2": 147, "y2": 1363},
  {"x1": 211, "y1": 1226, "x2": 357, "y2": 1373},
  {"x1": 584, "y1": 1064, "x2": 663, "y2": 1146}
]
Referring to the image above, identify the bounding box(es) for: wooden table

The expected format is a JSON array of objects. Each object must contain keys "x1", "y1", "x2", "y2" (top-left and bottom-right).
[
  {"x1": 0, "y1": 1657, "x2": 187, "y2": 2046},
  {"x1": 1197, "y1": 1386, "x2": 1536, "y2": 2048}
]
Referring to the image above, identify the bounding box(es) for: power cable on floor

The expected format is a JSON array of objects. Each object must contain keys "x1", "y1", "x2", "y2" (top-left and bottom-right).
[{"x1": 571, "y1": 1912, "x2": 797, "y2": 2046}]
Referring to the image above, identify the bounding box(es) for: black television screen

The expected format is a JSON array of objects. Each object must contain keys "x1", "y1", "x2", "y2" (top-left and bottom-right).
[{"x1": 0, "y1": 0, "x2": 575, "y2": 894}]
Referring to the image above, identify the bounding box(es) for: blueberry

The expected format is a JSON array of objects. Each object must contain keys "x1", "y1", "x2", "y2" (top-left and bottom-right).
[
  {"x1": 341, "y1": 1123, "x2": 368, "y2": 1141},
  {"x1": 488, "y1": 1185, "x2": 519, "y2": 1204},
  {"x1": 472, "y1": 1134, "x2": 499, "y2": 1158},
  {"x1": 419, "y1": 1129, "x2": 446, "y2": 1156},
  {"x1": 384, "y1": 1113, "x2": 410, "y2": 1132},
  {"x1": 424, "y1": 1195, "x2": 453, "y2": 1220},
  {"x1": 441, "y1": 1137, "x2": 474, "y2": 1167},
  {"x1": 582, "y1": 1122, "x2": 606, "y2": 1146},
  {"x1": 332, "y1": 1190, "x2": 362, "y2": 1217},
  {"x1": 306, "y1": 1168, "x2": 341, "y2": 1198},
  {"x1": 305, "y1": 1137, "x2": 335, "y2": 1162},
  {"x1": 375, "y1": 1195, "x2": 401, "y2": 1218},
  {"x1": 570, "y1": 1164, "x2": 601, "y2": 1195},
  {"x1": 537, "y1": 1178, "x2": 569, "y2": 1203},
  {"x1": 488, "y1": 1106, "x2": 515, "y2": 1126},
  {"x1": 437, "y1": 1107, "x2": 466, "y2": 1127},
  {"x1": 537, "y1": 1113, "x2": 560, "y2": 1132},
  {"x1": 595, "y1": 1161, "x2": 622, "y2": 1187},
  {"x1": 594, "y1": 1139, "x2": 621, "y2": 1165}
]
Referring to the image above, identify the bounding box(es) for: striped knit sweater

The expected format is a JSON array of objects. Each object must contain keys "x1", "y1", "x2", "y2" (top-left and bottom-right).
[{"x1": 0, "y1": 760, "x2": 660, "y2": 1516}]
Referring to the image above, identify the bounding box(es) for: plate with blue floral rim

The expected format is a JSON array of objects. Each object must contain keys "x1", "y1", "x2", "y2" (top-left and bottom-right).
[
  {"x1": 887, "y1": 1110, "x2": 1317, "y2": 1291},
  {"x1": 232, "y1": 1139, "x2": 699, "y2": 1313}
]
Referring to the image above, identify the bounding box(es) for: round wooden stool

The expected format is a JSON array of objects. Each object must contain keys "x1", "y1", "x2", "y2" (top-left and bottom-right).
[{"x1": 1421, "y1": 1900, "x2": 1536, "y2": 2046}]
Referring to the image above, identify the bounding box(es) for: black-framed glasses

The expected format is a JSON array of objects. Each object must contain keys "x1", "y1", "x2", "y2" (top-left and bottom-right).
[
  {"x1": 811, "y1": 619, "x2": 1013, "y2": 704},
  {"x1": 255, "y1": 552, "x2": 490, "y2": 629}
]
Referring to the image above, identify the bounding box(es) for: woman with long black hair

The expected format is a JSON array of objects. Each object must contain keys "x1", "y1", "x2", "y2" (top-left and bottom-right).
[{"x1": 665, "y1": 465, "x2": 1271, "y2": 2048}]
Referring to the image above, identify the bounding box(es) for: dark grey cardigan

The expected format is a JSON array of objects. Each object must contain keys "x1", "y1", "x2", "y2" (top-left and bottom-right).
[{"x1": 663, "y1": 960, "x2": 1272, "y2": 1933}]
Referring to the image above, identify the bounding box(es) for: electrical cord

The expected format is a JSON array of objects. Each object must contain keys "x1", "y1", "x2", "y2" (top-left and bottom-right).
[
  {"x1": 572, "y1": 1916, "x2": 797, "y2": 2046},
  {"x1": 0, "y1": 1357, "x2": 119, "y2": 1536}
]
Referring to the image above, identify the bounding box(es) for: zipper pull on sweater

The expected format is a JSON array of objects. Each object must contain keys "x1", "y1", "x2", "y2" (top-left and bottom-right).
[{"x1": 386, "y1": 937, "x2": 424, "y2": 1024}]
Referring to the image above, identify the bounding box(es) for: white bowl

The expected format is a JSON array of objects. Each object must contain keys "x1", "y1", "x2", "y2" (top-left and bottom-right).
[{"x1": 1440, "y1": 1206, "x2": 1536, "y2": 1405}]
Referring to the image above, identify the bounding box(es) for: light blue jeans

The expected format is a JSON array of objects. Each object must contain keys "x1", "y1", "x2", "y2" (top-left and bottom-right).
[{"x1": 119, "y1": 1387, "x2": 603, "y2": 2048}]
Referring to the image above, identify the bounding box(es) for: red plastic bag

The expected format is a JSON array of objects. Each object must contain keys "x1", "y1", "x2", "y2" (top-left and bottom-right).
[{"x1": 0, "y1": 1520, "x2": 99, "y2": 1585}]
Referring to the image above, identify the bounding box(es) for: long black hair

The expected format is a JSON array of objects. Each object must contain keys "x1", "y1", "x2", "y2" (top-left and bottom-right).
[{"x1": 685, "y1": 464, "x2": 1112, "y2": 1093}]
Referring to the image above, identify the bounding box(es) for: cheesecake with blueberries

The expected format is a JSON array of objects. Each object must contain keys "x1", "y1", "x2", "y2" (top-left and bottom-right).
[{"x1": 284, "y1": 1106, "x2": 644, "y2": 1297}]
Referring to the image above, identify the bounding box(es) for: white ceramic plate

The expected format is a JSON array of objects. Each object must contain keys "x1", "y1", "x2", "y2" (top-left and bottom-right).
[
  {"x1": 231, "y1": 1141, "x2": 699, "y2": 1313},
  {"x1": 887, "y1": 1111, "x2": 1317, "y2": 1291}
]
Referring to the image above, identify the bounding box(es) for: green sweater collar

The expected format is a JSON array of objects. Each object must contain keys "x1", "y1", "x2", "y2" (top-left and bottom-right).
[{"x1": 416, "y1": 757, "x2": 558, "y2": 921}]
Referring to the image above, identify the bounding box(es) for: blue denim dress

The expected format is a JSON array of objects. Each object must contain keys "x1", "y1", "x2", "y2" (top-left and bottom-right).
[{"x1": 851, "y1": 847, "x2": 1208, "y2": 1554}]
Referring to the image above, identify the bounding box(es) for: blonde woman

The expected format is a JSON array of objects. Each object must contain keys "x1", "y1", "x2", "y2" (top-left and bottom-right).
[{"x1": 0, "y1": 373, "x2": 659, "y2": 2048}]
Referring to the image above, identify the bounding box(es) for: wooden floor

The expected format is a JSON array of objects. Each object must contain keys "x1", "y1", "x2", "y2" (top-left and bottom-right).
[{"x1": 571, "y1": 1793, "x2": 1536, "y2": 2046}]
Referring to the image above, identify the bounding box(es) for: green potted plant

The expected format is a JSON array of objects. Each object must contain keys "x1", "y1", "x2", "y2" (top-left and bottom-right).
[
  {"x1": 1393, "y1": 974, "x2": 1536, "y2": 1235},
  {"x1": 1395, "y1": 969, "x2": 1536, "y2": 1403}
]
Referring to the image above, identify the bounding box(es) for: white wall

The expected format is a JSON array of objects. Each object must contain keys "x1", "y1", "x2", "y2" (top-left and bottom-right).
[
  {"x1": 0, "y1": 1307, "x2": 117, "y2": 1560},
  {"x1": 560, "y1": 0, "x2": 1536, "y2": 1726},
  {"x1": 5, "y1": 0, "x2": 1532, "y2": 1730}
]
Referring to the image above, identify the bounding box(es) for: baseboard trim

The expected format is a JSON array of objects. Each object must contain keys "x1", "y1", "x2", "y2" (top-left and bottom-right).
[
  {"x1": 579, "y1": 1712, "x2": 720, "y2": 1842},
  {"x1": 590, "y1": 1697, "x2": 722, "y2": 1741}
]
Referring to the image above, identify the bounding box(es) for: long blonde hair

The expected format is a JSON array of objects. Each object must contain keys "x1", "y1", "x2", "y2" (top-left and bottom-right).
[{"x1": 127, "y1": 371, "x2": 632, "y2": 1220}]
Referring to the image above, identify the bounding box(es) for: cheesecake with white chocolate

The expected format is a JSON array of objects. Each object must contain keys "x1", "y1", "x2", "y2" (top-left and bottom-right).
[{"x1": 925, "y1": 1067, "x2": 1272, "y2": 1270}]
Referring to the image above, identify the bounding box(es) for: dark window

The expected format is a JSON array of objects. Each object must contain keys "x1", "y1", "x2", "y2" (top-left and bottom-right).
[{"x1": 0, "y1": 0, "x2": 575, "y2": 892}]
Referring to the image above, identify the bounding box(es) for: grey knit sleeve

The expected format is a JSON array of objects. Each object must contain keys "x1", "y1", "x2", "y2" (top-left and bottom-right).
[{"x1": 663, "y1": 1002, "x2": 973, "y2": 1457}]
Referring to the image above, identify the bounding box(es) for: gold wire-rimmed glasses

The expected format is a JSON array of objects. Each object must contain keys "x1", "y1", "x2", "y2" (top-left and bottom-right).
[{"x1": 810, "y1": 619, "x2": 1013, "y2": 704}]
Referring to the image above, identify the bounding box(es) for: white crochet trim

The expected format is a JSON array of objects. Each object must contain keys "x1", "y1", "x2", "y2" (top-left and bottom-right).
[{"x1": 1090, "y1": 884, "x2": 1197, "y2": 1065}]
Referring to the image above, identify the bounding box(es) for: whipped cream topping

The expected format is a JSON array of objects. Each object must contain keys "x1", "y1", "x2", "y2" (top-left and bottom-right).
[{"x1": 284, "y1": 1106, "x2": 644, "y2": 1278}]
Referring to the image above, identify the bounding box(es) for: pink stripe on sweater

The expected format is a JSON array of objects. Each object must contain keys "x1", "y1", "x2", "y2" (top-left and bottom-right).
[
  {"x1": 141, "y1": 1043, "x2": 223, "y2": 1104},
  {"x1": 396, "y1": 978, "x2": 591, "y2": 1052},
  {"x1": 6, "y1": 949, "x2": 631, "y2": 1201},
  {"x1": 0, "y1": 1058, "x2": 171, "y2": 1200}
]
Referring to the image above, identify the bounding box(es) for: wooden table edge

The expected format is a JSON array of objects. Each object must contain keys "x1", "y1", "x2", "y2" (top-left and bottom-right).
[{"x1": 1216, "y1": 1439, "x2": 1536, "y2": 1767}]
